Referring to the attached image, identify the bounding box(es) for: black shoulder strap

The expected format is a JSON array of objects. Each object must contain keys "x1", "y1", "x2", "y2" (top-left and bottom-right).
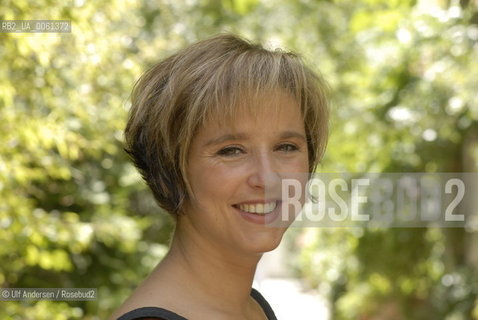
[
  {"x1": 251, "y1": 288, "x2": 278, "y2": 320},
  {"x1": 117, "y1": 306, "x2": 188, "y2": 320},
  {"x1": 117, "y1": 289, "x2": 277, "y2": 320}
]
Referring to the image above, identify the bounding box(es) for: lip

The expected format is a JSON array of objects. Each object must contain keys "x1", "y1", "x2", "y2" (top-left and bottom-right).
[{"x1": 232, "y1": 200, "x2": 282, "y2": 225}]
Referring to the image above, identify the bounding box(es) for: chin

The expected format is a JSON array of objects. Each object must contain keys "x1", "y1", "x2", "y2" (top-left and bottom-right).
[{"x1": 243, "y1": 228, "x2": 286, "y2": 254}]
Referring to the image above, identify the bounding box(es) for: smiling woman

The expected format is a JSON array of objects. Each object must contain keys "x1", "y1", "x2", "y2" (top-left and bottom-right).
[{"x1": 111, "y1": 34, "x2": 329, "y2": 320}]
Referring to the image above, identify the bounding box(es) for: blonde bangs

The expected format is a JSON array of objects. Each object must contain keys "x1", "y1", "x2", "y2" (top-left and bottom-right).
[{"x1": 186, "y1": 50, "x2": 310, "y2": 129}]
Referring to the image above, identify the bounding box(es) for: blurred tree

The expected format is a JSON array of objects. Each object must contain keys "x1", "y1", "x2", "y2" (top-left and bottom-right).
[
  {"x1": 287, "y1": 0, "x2": 478, "y2": 319},
  {"x1": 0, "y1": 1, "x2": 170, "y2": 319}
]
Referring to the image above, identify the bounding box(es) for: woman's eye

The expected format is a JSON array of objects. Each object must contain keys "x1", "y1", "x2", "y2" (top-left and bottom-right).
[
  {"x1": 277, "y1": 144, "x2": 299, "y2": 152},
  {"x1": 217, "y1": 147, "x2": 244, "y2": 157}
]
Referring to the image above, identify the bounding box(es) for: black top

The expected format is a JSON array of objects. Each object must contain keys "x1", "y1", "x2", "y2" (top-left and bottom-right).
[{"x1": 117, "y1": 288, "x2": 277, "y2": 320}]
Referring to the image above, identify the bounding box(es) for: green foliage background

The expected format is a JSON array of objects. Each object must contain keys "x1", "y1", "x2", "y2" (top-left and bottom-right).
[{"x1": 1, "y1": 0, "x2": 477, "y2": 319}]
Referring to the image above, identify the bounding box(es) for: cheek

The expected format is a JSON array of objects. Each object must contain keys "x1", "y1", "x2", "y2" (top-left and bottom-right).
[
  {"x1": 288, "y1": 154, "x2": 309, "y2": 173},
  {"x1": 188, "y1": 164, "x2": 242, "y2": 203},
  {"x1": 301, "y1": 155, "x2": 310, "y2": 170}
]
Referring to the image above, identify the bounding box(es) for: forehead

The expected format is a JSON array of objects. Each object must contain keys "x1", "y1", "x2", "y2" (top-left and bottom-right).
[
  {"x1": 192, "y1": 90, "x2": 305, "y2": 144},
  {"x1": 202, "y1": 89, "x2": 303, "y2": 129}
]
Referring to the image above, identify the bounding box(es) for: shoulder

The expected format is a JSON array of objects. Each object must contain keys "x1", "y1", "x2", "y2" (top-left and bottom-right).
[{"x1": 110, "y1": 278, "x2": 182, "y2": 319}]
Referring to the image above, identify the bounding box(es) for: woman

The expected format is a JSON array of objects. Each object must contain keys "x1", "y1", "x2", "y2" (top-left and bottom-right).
[{"x1": 112, "y1": 34, "x2": 329, "y2": 320}]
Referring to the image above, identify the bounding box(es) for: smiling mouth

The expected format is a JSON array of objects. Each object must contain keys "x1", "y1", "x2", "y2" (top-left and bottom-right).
[{"x1": 233, "y1": 201, "x2": 278, "y2": 215}]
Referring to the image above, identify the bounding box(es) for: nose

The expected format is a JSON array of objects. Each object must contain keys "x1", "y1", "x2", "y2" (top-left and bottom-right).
[{"x1": 247, "y1": 152, "x2": 281, "y2": 191}]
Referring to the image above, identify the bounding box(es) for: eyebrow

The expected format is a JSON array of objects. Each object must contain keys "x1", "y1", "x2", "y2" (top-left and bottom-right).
[
  {"x1": 203, "y1": 131, "x2": 306, "y2": 147},
  {"x1": 280, "y1": 131, "x2": 307, "y2": 142},
  {"x1": 204, "y1": 133, "x2": 248, "y2": 147}
]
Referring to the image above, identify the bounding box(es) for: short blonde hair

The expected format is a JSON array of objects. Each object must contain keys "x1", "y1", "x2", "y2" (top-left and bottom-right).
[{"x1": 124, "y1": 34, "x2": 329, "y2": 215}]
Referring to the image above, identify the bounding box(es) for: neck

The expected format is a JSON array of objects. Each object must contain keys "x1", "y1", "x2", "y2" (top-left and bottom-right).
[{"x1": 154, "y1": 218, "x2": 263, "y2": 313}]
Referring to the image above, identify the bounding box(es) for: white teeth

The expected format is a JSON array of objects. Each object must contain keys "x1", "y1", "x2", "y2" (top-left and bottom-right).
[
  {"x1": 238, "y1": 202, "x2": 277, "y2": 215},
  {"x1": 256, "y1": 204, "x2": 263, "y2": 213}
]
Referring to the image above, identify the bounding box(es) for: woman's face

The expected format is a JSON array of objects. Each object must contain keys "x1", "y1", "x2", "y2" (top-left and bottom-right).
[{"x1": 181, "y1": 90, "x2": 309, "y2": 255}]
